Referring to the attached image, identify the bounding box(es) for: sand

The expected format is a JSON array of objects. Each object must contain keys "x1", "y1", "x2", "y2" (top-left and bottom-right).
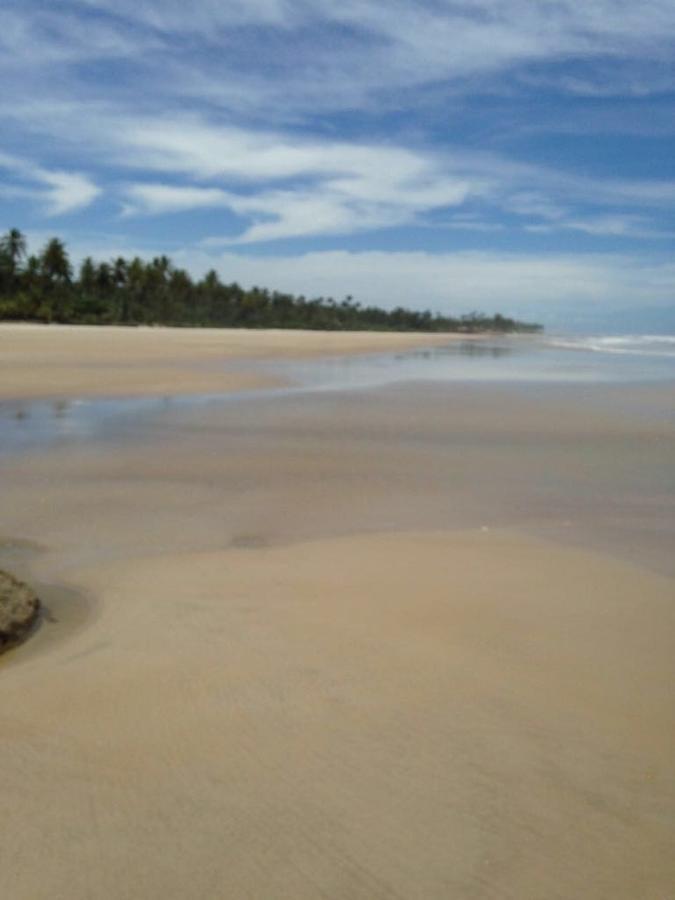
[
  {"x1": 0, "y1": 323, "x2": 453, "y2": 399},
  {"x1": 1, "y1": 325, "x2": 674, "y2": 898},
  {"x1": 2, "y1": 532, "x2": 674, "y2": 899}
]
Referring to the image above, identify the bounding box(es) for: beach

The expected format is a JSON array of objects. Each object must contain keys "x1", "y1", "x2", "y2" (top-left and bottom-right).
[
  {"x1": 1, "y1": 324, "x2": 674, "y2": 899},
  {"x1": 0, "y1": 323, "x2": 456, "y2": 400}
]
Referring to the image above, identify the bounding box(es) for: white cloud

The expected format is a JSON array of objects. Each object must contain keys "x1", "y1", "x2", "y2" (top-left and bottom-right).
[
  {"x1": 113, "y1": 113, "x2": 675, "y2": 243},
  {"x1": 0, "y1": 152, "x2": 100, "y2": 215},
  {"x1": 113, "y1": 117, "x2": 675, "y2": 243},
  {"x1": 76, "y1": 0, "x2": 293, "y2": 32},
  {"x1": 118, "y1": 119, "x2": 433, "y2": 182},
  {"x1": 3, "y1": 0, "x2": 675, "y2": 123},
  {"x1": 526, "y1": 214, "x2": 675, "y2": 240},
  {"x1": 224, "y1": 175, "x2": 475, "y2": 243},
  {"x1": 505, "y1": 192, "x2": 567, "y2": 221},
  {"x1": 119, "y1": 124, "x2": 483, "y2": 240},
  {"x1": 5, "y1": 99, "x2": 674, "y2": 246},
  {"x1": 0, "y1": 5, "x2": 154, "y2": 68},
  {"x1": 123, "y1": 184, "x2": 232, "y2": 215},
  {"x1": 38, "y1": 170, "x2": 102, "y2": 216},
  {"x1": 65, "y1": 1, "x2": 675, "y2": 70}
]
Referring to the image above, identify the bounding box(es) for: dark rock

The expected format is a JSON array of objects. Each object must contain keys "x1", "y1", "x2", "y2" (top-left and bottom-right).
[{"x1": 0, "y1": 569, "x2": 40, "y2": 652}]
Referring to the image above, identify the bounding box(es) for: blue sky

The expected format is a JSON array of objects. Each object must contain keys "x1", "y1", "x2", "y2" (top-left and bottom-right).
[{"x1": 1, "y1": 0, "x2": 674, "y2": 328}]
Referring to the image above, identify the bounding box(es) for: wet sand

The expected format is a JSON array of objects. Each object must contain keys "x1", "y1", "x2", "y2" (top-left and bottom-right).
[{"x1": 1, "y1": 328, "x2": 674, "y2": 898}]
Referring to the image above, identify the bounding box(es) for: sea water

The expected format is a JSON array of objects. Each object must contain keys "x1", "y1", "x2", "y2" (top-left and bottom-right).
[{"x1": 274, "y1": 333, "x2": 675, "y2": 390}]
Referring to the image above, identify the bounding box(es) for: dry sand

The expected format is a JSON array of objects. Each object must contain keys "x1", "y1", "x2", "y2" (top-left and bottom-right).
[
  {"x1": 1, "y1": 325, "x2": 674, "y2": 899},
  {"x1": 2, "y1": 533, "x2": 674, "y2": 899},
  {"x1": 0, "y1": 322, "x2": 452, "y2": 399}
]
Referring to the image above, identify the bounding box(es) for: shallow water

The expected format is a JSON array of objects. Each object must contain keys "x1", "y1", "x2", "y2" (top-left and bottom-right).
[
  {"x1": 273, "y1": 333, "x2": 675, "y2": 390},
  {"x1": 1, "y1": 335, "x2": 674, "y2": 456}
]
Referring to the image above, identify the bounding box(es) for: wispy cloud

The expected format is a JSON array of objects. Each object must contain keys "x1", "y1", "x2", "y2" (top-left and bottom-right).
[
  {"x1": 4, "y1": 97, "x2": 674, "y2": 246},
  {"x1": 67, "y1": 1, "x2": 675, "y2": 74},
  {"x1": 3, "y1": 0, "x2": 675, "y2": 120},
  {"x1": 75, "y1": 0, "x2": 293, "y2": 32},
  {"x1": 122, "y1": 184, "x2": 233, "y2": 216},
  {"x1": 525, "y1": 214, "x2": 675, "y2": 241},
  {"x1": 0, "y1": 152, "x2": 100, "y2": 215},
  {"x1": 119, "y1": 123, "x2": 484, "y2": 240},
  {"x1": 116, "y1": 119, "x2": 675, "y2": 243},
  {"x1": 0, "y1": 5, "x2": 154, "y2": 68}
]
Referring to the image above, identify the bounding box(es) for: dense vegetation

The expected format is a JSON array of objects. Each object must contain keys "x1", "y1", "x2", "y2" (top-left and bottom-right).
[{"x1": 0, "y1": 229, "x2": 541, "y2": 333}]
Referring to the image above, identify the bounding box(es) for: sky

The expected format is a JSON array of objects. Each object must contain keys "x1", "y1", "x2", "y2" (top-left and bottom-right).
[{"x1": 1, "y1": 0, "x2": 674, "y2": 330}]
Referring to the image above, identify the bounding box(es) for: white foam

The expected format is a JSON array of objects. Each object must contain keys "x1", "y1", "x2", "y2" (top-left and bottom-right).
[{"x1": 545, "y1": 334, "x2": 675, "y2": 358}]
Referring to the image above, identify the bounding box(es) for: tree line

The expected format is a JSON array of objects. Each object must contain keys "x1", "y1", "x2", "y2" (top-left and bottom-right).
[{"x1": 0, "y1": 229, "x2": 541, "y2": 333}]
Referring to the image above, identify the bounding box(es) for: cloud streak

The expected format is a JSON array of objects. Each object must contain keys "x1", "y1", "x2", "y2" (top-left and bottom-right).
[
  {"x1": 4, "y1": 99, "x2": 674, "y2": 246},
  {"x1": 0, "y1": 152, "x2": 100, "y2": 215},
  {"x1": 120, "y1": 123, "x2": 483, "y2": 241},
  {"x1": 116, "y1": 118, "x2": 675, "y2": 244},
  {"x1": 4, "y1": 0, "x2": 675, "y2": 120}
]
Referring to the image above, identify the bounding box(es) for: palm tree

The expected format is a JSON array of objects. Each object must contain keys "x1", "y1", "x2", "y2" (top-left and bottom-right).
[
  {"x1": 113, "y1": 257, "x2": 127, "y2": 289},
  {"x1": 152, "y1": 255, "x2": 172, "y2": 282},
  {"x1": 123, "y1": 257, "x2": 146, "y2": 323},
  {"x1": 96, "y1": 262, "x2": 112, "y2": 295},
  {"x1": 40, "y1": 238, "x2": 72, "y2": 285},
  {"x1": 24, "y1": 254, "x2": 41, "y2": 286},
  {"x1": 79, "y1": 257, "x2": 96, "y2": 294},
  {"x1": 203, "y1": 269, "x2": 220, "y2": 292},
  {"x1": 0, "y1": 228, "x2": 27, "y2": 290},
  {"x1": 0, "y1": 228, "x2": 27, "y2": 270},
  {"x1": 38, "y1": 238, "x2": 72, "y2": 322}
]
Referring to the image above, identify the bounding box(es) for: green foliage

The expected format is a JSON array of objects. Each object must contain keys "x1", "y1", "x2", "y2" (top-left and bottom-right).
[{"x1": 0, "y1": 229, "x2": 542, "y2": 333}]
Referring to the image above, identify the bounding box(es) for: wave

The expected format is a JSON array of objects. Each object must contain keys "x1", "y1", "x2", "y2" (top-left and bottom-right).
[{"x1": 545, "y1": 334, "x2": 675, "y2": 358}]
